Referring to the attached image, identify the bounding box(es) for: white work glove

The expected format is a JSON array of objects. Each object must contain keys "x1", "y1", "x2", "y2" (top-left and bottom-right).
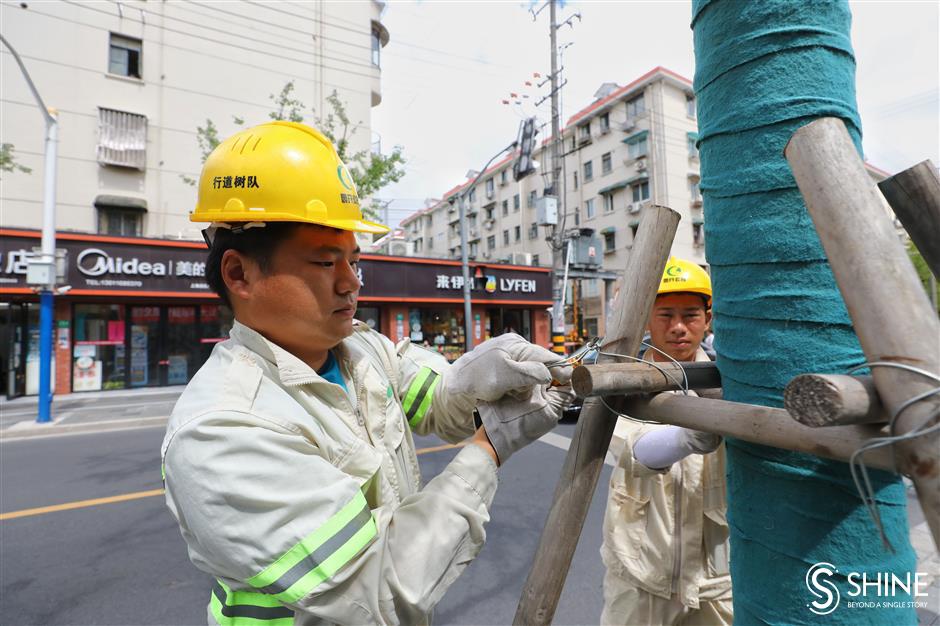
[
  {"x1": 477, "y1": 384, "x2": 576, "y2": 464},
  {"x1": 632, "y1": 425, "x2": 722, "y2": 470},
  {"x1": 447, "y1": 333, "x2": 573, "y2": 404}
]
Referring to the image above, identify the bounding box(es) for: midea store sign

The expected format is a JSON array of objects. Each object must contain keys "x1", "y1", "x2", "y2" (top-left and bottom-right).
[{"x1": 77, "y1": 248, "x2": 171, "y2": 277}]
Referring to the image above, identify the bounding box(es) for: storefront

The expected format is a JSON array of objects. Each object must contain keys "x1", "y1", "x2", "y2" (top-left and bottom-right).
[
  {"x1": 356, "y1": 256, "x2": 553, "y2": 362},
  {"x1": 1, "y1": 229, "x2": 553, "y2": 397}
]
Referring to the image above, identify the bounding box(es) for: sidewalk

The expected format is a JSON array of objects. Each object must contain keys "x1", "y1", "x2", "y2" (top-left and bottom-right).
[{"x1": 0, "y1": 385, "x2": 185, "y2": 438}]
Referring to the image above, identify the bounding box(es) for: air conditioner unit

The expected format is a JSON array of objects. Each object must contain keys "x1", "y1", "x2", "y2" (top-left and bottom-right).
[
  {"x1": 627, "y1": 202, "x2": 641, "y2": 214},
  {"x1": 635, "y1": 159, "x2": 647, "y2": 171},
  {"x1": 484, "y1": 219, "x2": 495, "y2": 230},
  {"x1": 621, "y1": 118, "x2": 637, "y2": 132},
  {"x1": 509, "y1": 252, "x2": 533, "y2": 266},
  {"x1": 482, "y1": 251, "x2": 491, "y2": 259}
]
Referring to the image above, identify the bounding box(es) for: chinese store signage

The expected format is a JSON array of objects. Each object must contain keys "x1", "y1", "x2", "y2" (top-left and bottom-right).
[
  {"x1": 0, "y1": 234, "x2": 212, "y2": 293},
  {"x1": 1, "y1": 232, "x2": 552, "y2": 302}
]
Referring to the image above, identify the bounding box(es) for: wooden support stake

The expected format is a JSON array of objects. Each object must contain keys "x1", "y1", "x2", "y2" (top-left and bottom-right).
[
  {"x1": 877, "y1": 160, "x2": 940, "y2": 278},
  {"x1": 784, "y1": 374, "x2": 886, "y2": 426},
  {"x1": 572, "y1": 361, "x2": 720, "y2": 397},
  {"x1": 513, "y1": 205, "x2": 680, "y2": 626},
  {"x1": 617, "y1": 394, "x2": 895, "y2": 471},
  {"x1": 786, "y1": 117, "x2": 940, "y2": 550}
]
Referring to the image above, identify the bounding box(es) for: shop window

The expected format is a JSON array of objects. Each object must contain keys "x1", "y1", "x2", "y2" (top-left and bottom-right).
[
  {"x1": 97, "y1": 207, "x2": 142, "y2": 237},
  {"x1": 420, "y1": 308, "x2": 465, "y2": 362},
  {"x1": 109, "y1": 33, "x2": 142, "y2": 78},
  {"x1": 167, "y1": 306, "x2": 197, "y2": 385},
  {"x1": 73, "y1": 304, "x2": 127, "y2": 392},
  {"x1": 98, "y1": 107, "x2": 147, "y2": 170}
]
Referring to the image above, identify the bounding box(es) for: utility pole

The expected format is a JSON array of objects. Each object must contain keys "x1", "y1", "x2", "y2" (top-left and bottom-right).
[
  {"x1": 548, "y1": 0, "x2": 566, "y2": 354},
  {"x1": 1, "y1": 34, "x2": 59, "y2": 423}
]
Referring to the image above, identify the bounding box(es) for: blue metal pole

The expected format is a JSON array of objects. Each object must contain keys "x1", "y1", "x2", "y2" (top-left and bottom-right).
[{"x1": 37, "y1": 291, "x2": 54, "y2": 423}]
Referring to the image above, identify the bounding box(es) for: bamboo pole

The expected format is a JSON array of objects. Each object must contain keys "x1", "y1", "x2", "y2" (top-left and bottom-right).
[
  {"x1": 785, "y1": 117, "x2": 940, "y2": 549},
  {"x1": 513, "y1": 205, "x2": 680, "y2": 626},
  {"x1": 571, "y1": 361, "x2": 720, "y2": 397},
  {"x1": 617, "y1": 394, "x2": 895, "y2": 471},
  {"x1": 784, "y1": 374, "x2": 886, "y2": 426},
  {"x1": 877, "y1": 160, "x2": 940, "y2": 278}
]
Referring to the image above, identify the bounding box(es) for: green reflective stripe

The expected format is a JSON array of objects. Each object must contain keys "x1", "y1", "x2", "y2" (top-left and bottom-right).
[
  {"x1": 402, "y1": 367, "x2": 433, "y2": 415},
  {"x1": 210, "y1": 581, "x2": 294, "y2": 626},
  {"x1": 407, "y1": 373, "x2": 439, "y2": 428},
  {"x1": 403, "y1": 367, "x2": 440, "y2": 428},
  {"x1": 247, "y1": 492, "x2": 377, "y2": 604}
]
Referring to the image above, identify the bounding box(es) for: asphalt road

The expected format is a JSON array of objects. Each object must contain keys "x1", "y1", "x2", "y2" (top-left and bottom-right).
[{"x1": 0, "y1": 421, "x2": 610, "y2": 626}]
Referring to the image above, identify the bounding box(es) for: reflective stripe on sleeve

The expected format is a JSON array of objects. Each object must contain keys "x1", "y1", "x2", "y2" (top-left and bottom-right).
[
  {"x1": 247, "y1": 491, "x2": 377, "y2": 604},
  {"x1": 210, "y1": 580, "x2": 294, "y2": 626},
  {"x1": 402, "y1": 366, "x2": 440, "y2": 428}
]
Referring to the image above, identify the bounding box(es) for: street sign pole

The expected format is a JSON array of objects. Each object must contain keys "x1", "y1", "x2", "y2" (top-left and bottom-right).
[{"x1": 1, "y1": 34, "x2": 59, "y2": 422}]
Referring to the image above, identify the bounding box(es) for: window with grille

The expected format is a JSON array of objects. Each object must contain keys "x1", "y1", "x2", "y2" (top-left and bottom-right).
[
  {"x1": 97, "y1": 208, "x2": 142, "y2": 237},
  {"x1": 97, "y1": 108, "x2": 147, "y2": 169},
  {"x1": 109, "y1": 33, "x2": 142, "y2": 78}
]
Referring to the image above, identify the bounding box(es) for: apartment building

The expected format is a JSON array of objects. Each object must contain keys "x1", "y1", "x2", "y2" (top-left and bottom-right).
[
  {"x1": 401, "y1": 67, "x2": 703, "y2": 338},
  {"x1": 0, "y1": 0, "x2": 388, "y2": 397}
]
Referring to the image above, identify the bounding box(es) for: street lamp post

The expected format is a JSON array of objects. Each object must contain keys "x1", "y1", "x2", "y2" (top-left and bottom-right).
[{"x1": 1, "y1": 34, "x2": 59, "y2": 423}]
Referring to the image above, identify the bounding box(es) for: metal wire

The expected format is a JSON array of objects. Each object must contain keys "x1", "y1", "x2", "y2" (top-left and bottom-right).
[
  {"x1": 592, "y1": 342, "x2": 693, "y2": 424},
  {"x1": 844, "y1": 361, "x2": 940, "y2": 552}
]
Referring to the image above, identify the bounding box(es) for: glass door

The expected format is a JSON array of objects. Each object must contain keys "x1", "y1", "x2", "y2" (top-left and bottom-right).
[
  {"x1": 166, "y1": 306, "x2": 197, "y2": 385},
  {"x1": 129, "y1": 306, "x2": 161, "y2": 388},
  {"x1": 1, "y1": 303, "x2": 26, "y2": 399}
]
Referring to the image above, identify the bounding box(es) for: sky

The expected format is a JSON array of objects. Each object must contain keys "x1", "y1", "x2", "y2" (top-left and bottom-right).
[{"x1": 370, "y1": 0, "x2": 940, "y2": 229}]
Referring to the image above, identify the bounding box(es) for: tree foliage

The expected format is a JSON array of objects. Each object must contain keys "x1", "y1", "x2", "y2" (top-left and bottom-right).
[
  {"x1": 181, "y1": 82, "x2": 405, "y2": 219},
  {"x1": 907, "y1": 240, "x2": 940, "y2": 314},
  {"x1": 0, "y1": 143, "x2": 32, "y2": 177}
]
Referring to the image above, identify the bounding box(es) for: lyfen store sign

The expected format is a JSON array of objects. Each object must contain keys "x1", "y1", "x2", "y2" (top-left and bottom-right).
[{"x1": 0, "y1": 233, "x2": 213, "y2": 294}]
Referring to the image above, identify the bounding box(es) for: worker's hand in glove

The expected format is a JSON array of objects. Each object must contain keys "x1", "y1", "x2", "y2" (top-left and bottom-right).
[
  {"x1": 477, "y1": 383, "x2": 576, "y2": 464},
  {"x1": 447, "y1": 333, "x2": 573, "y2": 404},
  {"x1": 632, "y1": 426, "x2": 722, "y2": 471}
]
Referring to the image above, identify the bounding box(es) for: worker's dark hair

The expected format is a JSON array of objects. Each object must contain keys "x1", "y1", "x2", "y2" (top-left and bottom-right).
[{"x1": 205, "y1": 222, "x2": 301, "y2": 308}]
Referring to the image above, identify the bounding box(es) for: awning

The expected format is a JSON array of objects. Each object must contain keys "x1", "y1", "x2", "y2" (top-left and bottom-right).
[
  {"x1": 600, "y1": 226, "x2": 617, "y2": 234},
  {"x1": 628, "y1": 218, "x2": 640, "y2": 227},
  {"x1": 622, "y1": 130, "x2": 649, "y2": 145},
  {"x1": 624, "y1": 173, "x2": 649, "y2": 185},
  {"x1": 598, "y1": 180, "x2": 629, "y2": 195},
  {"x1": 93, "y1": 194, "x2": 147, "y2": 211},
  {"x1": 692, "y1": 216, "x2": 704, "y2": 225},
  {"x1": 687, "y1": 131, "x2": 698, "y2": 141}
]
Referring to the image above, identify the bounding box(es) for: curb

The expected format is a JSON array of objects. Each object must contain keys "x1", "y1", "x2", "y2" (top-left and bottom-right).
[{"x1": 0, "y1": 416, "x2": 169, "y2": 441}]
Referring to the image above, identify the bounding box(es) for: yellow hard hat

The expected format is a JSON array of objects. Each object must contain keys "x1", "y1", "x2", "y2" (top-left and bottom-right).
[
  {"x1": 190, "y1": 121, "x2": 389, "y2": 234},
  {"x1": 658, "y1": 256, "x2": 712, "y2": 302}
]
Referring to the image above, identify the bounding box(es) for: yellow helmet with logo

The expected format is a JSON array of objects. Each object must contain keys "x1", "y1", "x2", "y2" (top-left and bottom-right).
[
  {"x1": 190, "y1": 121, "x2": 389, "y2": 234},
  {"x1": 658, "y1": 256, "x2": 712, "y2": 303}
]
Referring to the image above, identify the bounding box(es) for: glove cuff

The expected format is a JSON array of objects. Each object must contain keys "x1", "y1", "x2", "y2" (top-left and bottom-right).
[{"x1": 477, "y1": 402, "x2": 514, "y2": 465}]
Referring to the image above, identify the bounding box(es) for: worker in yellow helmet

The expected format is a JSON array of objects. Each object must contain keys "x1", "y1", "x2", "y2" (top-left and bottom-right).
[
  {"x1": 600, "y1": 257, "x2": 732, "y2": 625},
  {"x1": 161, "y1": 121, "x2": 575, "y2": 624}
]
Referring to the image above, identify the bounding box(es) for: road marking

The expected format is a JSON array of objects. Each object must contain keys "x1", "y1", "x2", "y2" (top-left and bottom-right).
[
  {"x1": 538, "y1": 431, "x2": 618, "y2": 467},
  {"x1": 0, "y1": 438, "x2": 598, "y2": 520},
  {"x1": 416, "y1": 442, "x2": 466, "y2": 455},
  {"x1": 0, "y1": 488, "x2": 166, "y2": 521}
]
